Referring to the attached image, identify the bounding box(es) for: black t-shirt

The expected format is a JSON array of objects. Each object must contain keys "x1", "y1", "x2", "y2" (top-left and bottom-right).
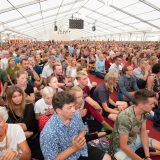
[
  {"x1": 7, "y1": 103, "x2": 39, "y2": 147},
  {"x1": 25, "y1": 83, "x2": 34, "y2": 96},
  {"x1": 92, "y1": 83, "x2": 110, "y2": 106},
  {"x1": 6, "y1": 103, "x2": 43, "y2": 159},
  {"x1": 39, "y1": 60, "x2": 47, "y2": 69},
  {"x1": 82, "y1": 86, "x2": 90, "y2": 99},
  {"x1": 7, "y1": 103, "x2": 38, "y2": 133}
]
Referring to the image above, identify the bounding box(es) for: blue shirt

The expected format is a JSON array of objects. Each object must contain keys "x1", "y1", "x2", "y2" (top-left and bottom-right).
[
  {"x1": 68, "y1": 46, "x2": 74, "y2": 56},
  {"x1": 33, "y1": 65, "x2": 42, "y2": 75},
  {"x1": 40, "y1": 112, "x2": 88, "y2": 160},
  {"x1": 133, "y1": 67, "x2": 145, "y2": 79},
  {"x1": 95, "y1": 60, "x2": 105, "y2": 73},
  {"x1": 118, "y1": 75, "x2": 139, "y2": 102},
  {"x1": 15, "y1": 56, "x2": 20, "y2": 64}
]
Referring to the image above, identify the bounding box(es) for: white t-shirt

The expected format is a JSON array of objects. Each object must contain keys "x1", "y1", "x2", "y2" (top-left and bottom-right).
[
  {"x1": 0, "y1": 124, "x2": 26, "y2": 157},
  {"x1": 41, "y1": 65, "x2": 53, "y2": 78},
  {"x1": 66, "y1": 66, "x2": 77, "y2": 78},
  {"x1": 109, "y1": 63, "x2": 122, "y2": 75},
  {"x1": 34, "y1": 98, "x2": 53, "y2": 115},
  {"x1": 1, "y1": 58, "x2": 8, "y2": 70}
]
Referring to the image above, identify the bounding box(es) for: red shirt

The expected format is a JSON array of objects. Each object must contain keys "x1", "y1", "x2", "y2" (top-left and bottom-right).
[{"x1": 82, "y1": 86, "x2": 90, "y2": 99}]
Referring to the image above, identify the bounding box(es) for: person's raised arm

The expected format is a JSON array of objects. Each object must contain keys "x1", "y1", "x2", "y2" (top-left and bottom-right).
[{"x1": 55, "y1": 133, "x2": 86, "y2": 160}]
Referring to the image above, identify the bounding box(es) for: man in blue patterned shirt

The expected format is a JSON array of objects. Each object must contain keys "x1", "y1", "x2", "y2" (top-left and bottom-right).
[
  {"x1": 40, "y1": 91, "x2": 88, "y2": 160},
  {"x1": 40, "y1": 91, "x2": 111, "y2": 160}
]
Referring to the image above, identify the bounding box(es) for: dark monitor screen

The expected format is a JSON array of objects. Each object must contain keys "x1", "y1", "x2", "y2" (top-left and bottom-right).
[{"x1": 69, "y1": 19, "x2": 84, "y2": 29}]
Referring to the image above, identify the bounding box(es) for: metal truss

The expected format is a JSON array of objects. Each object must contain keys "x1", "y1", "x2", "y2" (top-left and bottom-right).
[
  {"x1": 0, "y1": 0, "x2": 47, "y2": 14},
  {"x1": 139, "y1": 0, "x2": 160, "y2": 12},
  {"x1": 110, "y1": 5, "x2": 160, "y2": 30},
  {"x1": 83, "y1": 6, "x2": 138, "y2": 30},
  {"x1": 4, "y1": 0, "x2": 86, "y2": 24},
  {"x1": 1, "y1": 0, "x2": 86, "y2": 39},
  {"x1": 86, "y1": 16, "x2": 125, "y2": 32},
  {"x1": 0, "y1": 22, "x2": 36, "y2": 39},
  {"x1": 13, "y1": 7, "x2": 80, "y2": 29},
  {"x1": 6, "y1": 0, "x2": 41, "y2": 35}
]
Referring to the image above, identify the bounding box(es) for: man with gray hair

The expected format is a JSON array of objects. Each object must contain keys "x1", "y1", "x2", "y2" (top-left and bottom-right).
[
  {"x1": 133, "y1": 58, "x2": 150, "y2": 89},
  {"x1": 41, "y1": 56, "x2": 56, "y2": 85}
]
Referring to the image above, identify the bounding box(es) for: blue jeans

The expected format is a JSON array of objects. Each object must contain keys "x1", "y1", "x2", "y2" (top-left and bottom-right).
[
  {"x1": 95, "y1": 72, "x2": 105, "y2": 79},
  {"x1": 114, "y1": 135, "x2": 153, "y2": 160}
]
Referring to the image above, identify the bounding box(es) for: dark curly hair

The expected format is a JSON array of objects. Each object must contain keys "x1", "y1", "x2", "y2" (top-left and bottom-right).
[
  {"x1": 52, "y1": 91, "x2": 75, "y2": 110},
  {"x1": 152, "y1": 63, "x2": 160, "y2": 74}
]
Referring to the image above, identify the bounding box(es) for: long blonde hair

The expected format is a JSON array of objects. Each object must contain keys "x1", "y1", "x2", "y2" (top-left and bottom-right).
[{"x1": 104, "y1": 71, "x2": 118, "y2": 92}]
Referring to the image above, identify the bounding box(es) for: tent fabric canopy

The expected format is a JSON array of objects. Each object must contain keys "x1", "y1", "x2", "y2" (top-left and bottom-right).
[{"x1": 0, "y1": 0, "x2": 160, "y2": 41}]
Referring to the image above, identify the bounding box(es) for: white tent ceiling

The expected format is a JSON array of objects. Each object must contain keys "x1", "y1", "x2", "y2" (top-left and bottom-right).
[{"x1": 0, "y1": 0, "x2": 160, "y2": 41}]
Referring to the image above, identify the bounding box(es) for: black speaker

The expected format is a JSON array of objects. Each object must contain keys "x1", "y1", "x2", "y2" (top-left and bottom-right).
[
  {"x1": 54, "y1": 25, "x2": 57, "y2": 31},
  {"x1": 69, "y1": 19, "x2": 84, "y2": 29},
  {"x1": 92, "y1": 26, "x2": 96, "y2": 31}
]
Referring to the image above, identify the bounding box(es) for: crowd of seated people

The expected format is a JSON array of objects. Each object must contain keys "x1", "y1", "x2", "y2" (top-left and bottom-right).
[{"x1": 0, "y1": 40, "x2": 160, "y2": 160}]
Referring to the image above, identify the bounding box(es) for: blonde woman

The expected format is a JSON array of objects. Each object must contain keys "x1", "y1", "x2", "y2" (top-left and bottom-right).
[
  {"x1": 77, "y1": 71, "x2": 113, "y2": 130},
  {"x1": 66, "y1": 58, "x2": 77, "y2": 81},
  {"x1": 92, "y1": 71, "x2": 128, "y2": 121}
]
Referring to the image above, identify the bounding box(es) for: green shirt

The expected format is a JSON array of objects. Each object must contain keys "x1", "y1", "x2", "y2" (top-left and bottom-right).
[
  {"x1": 6, "y1": 66, "x2": 19, "y2": 81},
  {"x1": 0, "y1": 69, "x2": 9, "y2": 84},
  {"x1": 109, "y1": 105, "x2": 145, "y2": 154}
]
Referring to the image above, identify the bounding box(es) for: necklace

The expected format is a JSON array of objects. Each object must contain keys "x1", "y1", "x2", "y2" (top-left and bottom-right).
[
  {"x1": 133, "y1": 106, "x2": 142, "y2": 121},
  {"x1": 10, "y1": 109, "x2": 23, "y2": 123}
]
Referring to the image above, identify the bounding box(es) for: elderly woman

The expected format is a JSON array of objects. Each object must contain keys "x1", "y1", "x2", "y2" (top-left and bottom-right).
[
  {"x1": 0, "y1": 107, "x2": 31, "y2": 160},
  {"x1": 34, "y1": 86, "x2": 55, "y2": 120}
]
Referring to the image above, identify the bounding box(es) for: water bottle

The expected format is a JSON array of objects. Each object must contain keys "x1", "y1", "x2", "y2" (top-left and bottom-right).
[{"x1": 84, "y1": 122, "x2": 89, "y2": 134}]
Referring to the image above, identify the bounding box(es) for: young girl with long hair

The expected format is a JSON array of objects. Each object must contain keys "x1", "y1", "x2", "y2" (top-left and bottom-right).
[
  {"x1": 15, "y1": 70, "x2": 35, "y2": 103},
  {"x1": 6, "y1": 86, "x2": 43, "y2": 159}
]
